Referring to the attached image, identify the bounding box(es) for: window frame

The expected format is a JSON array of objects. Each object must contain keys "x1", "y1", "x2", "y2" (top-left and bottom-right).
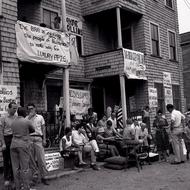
[
  {"x1": 167, "y1": 29, "x2": 177, "y2": 61},
  {"x1": 165, "y1": 0, "x2": 174, "y2": 9},
  {"x1": 154, "y1": 82, "x2": 165, "y2": 112},
  {"x1": 149, "y1": 21, "x2": 161, "y2": 57}
]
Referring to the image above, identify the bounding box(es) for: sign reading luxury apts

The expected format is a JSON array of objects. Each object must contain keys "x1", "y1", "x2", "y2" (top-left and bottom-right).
[
  {"x1": 0, "y1": 85, "x2": 17, "y2": 114},
  {"x1": 15, "y1": 21, "x2": 70, "y2": 66},
  {"x1": 123, "y1": 49, "x2": 146, "y2": 80}
]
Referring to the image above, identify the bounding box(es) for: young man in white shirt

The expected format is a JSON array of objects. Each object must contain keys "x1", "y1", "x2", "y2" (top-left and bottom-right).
[{"x1": 166, "y1": 104, "x2": 185, "y2": 164}]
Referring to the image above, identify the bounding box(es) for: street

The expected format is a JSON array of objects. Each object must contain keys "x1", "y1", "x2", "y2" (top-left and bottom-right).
[{"x1": 35, "y1": 161, "x2": 190, "y2": 190}]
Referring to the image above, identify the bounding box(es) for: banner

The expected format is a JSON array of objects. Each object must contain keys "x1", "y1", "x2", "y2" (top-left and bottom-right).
[
  {"x1": 123, "y1": 48, "x2": 147, "y2": 80},
  {"x1": 163, "y1": 72, "x2": 172, "y2": 88},
  {"x1": 164, "y1": 88, "x2": 173, "y2": 105},
  {"x1": 69, "y1": 88, "x2": 91, "y2": 119},
  {"x1": 45, "y1": 152, "x2": 61, "y2": 172},
  {"x1": 66, "y1": 15, "x2": 82, "y2": 36},
  {"x1": 15, "y1": 21, "x2": 70, "y2": 66},
  {"x1": 148, "y1": 88, "x2": 158, "y2": 108},
  {"x1": 0, "y1": 85, "x2": 17, "y2": 114}
]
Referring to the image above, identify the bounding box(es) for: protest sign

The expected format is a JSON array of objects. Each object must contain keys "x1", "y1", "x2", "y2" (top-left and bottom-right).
[
  {"x1": 69, "y1": 88, "x2": 91, "y2": 119},
  {"x1": 148, "y1": 88, "x2": 158, "y2": 108},
  {"x1": 15, "y1": 21, "x2": 70, "y2": 66},
  {"x1": 45, "y1": 152, "x2": 61, "y2": 172},
  {"x1": 163, "y1": 72, "x2": 172, "y2": 88},
  {"x1": 123, "y1": 48, "x2": 146, "y2": 80},
  {"x1": 0, "y1": 85, "x2": 17, "y2": 114},
  {"x1": 164, "y1": 87, "x2": 173, "y2": 105}
]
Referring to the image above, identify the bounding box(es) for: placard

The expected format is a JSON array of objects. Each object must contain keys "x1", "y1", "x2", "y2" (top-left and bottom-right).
[
  {"x1": 15, "y1": 21, "x2": 70, "y2": 66},
  {"x1": 123, "y1": 48, "x2": 147, "y2": 80},
  {"x1": 164, "y1": 88, "x2": 173, "y2": 105},
  {"x1": 163, "y1": 72, "x2": 172, "y2": 88},
  {"x1": 148, "y1": 88, "x2": 158, "y2": 108},
  {"x1": 45, "y1": 152, "x2": 61, "y2": 172},
  {"x1": 69, "y1": 88, "x2": 91, "y2": 119},
  {"x1": 0, "y1": 85, "x2": 17, "y2": 114}
]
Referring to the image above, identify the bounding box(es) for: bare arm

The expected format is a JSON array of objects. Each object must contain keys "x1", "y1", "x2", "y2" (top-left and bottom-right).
[{"x1": 0, "y1": 117, "x2": 5, "y2": 149}]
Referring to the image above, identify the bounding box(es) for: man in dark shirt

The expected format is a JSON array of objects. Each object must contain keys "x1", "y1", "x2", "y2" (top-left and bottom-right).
[{"x1": 10, "y1": 107, "x2": 34, "y2": 190}]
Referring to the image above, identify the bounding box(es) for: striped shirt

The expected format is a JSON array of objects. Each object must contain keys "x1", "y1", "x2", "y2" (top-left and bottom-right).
[{"x1": 116, "y1": 108, "x2": 123, "y2": 129}]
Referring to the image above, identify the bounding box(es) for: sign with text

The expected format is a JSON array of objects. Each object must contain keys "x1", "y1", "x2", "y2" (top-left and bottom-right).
[
  {"x1": 69, "y1": 88, "x2": 91, "y2": 119},
  {"x1": 148, "y1": 88, "x2": 158, "y2": 108},
  {"x1": 66, "y1": 15, "x2": 82, "y2": 36},
  {"x1": 123, "y1": 48, "x2": 146, "y2": 80},
  {"x1": 164, "y1": 88, "x2": 173, "y2": 105},
  {"x1": 15, "y1": 21, "x2": 70, "y2": 66},
  {"x1": 45, "y1": 152, "x2": 61, "y2": 172},
  {"x1": 0, "y1": 85, "x2": 17, "y2": 114},
  {"x1": 163, "y1": 72, "x2": 172, "y2": 88}
]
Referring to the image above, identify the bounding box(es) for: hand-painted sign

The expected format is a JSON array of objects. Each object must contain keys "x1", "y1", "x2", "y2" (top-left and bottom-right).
[
  {"x1": 0, "y1": 85, "x2": 17, "y2": 114},
  {"x1": 45, "y1": 152, "x2": 61, "y2": 171},
  {"x1": 163, "y1": 72, "x2": 172, "y2": 88},
  {"x1": 148, "y1": 88, "x2": 158, "y2": 108},
  {"x1": 164, "y1": 88, "x2": 173, "y2": 105},
  {"x1": 69, "y1": 89, "x2": 91, "y2": 119},
  {"x1": 15, "y1": 21, "x2": 70, "y2": 66},
  {"x1": 123, "y1": 48, "x2": 146, "y2": 80}
]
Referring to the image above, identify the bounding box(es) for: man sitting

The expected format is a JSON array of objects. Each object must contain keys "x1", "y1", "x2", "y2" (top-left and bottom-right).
[{"x1": 72, "y1": 124, "x2": 100, "y2": 170}]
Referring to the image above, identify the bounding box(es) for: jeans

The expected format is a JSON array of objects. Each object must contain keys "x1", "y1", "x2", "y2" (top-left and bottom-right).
[
  {"x1": 10, "y1": 146, "x2": 30, "y2": 190},
  {"x1": 2, "y1": 135, "x2": 13, "y2": 181},
  {"x1": 30, "y1": 136, "x2": 47, "y2": 178}
]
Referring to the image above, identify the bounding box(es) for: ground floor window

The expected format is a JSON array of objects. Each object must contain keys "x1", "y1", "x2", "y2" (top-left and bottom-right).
[
  {"x1": 172, "y1": 85, "x2": 180, "y2": 110},
  {"x1": 154, "y1": 83, "x2": 165, "y2": 112}
]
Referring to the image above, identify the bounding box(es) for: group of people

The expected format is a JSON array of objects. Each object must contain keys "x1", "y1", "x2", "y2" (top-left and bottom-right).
[{"x1": 0, "y1": 102, "x2": 49, "y2": 190}]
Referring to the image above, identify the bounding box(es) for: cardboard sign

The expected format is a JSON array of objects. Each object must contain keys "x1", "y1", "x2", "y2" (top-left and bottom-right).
[
  {"x1": 45, "y1": 152, "x2": 61, "y2": 172},
  {"x1": 163, "y1": 72, "x2": 172, "y2": 88},
  {"x1": 164, "y1": 88, "x2": 173, "y2": 105},
  {"x1": 123, "y1": 48, "x2": 147, "y2": 80},
  {"x1": 69, "y1": 89, "x2": 91, "y2": 119},
  {"x1": 15, "y1": 21, "x2": 70, "y2": 66},
  {"x1": 148, "y1": 88, "x2": 158, "y2": 108},
  {"x1": 0, "y1": 85, "x2": 17, "y2": 114}
]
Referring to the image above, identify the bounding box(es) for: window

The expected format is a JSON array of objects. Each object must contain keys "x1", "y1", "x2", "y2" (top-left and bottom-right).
[
  {"x1": 168, "y1": 31, "x2": 177, "y2": 61},
  {"x1": 42, "y1": 8, "x2": 59, "y2": 29},
  {"x1": 122, "y1": 27, "x2": 132, "y2": 49},
  {"x1": 150, "y1": 23, "x2": 160, "y2": 56},
  {"x1": 165, "y1": 0, "x2": 173, "y2": 9},
  {"x1": 154, "y1": 83, "x2": 165, "y2": 112},
  {"x1": 172, "y1": 85, "x2": 180, "y2": 110}
]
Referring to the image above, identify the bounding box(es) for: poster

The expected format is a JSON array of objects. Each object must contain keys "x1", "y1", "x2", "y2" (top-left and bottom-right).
[
  {"x1": 0, "y1": 85, "x2": 17, "y2": 114},
  {"x1": 45, "y1": 152, "x2": 61, "y2": 172},
  {"x1": 164, "y1": 88, "x2": 173, "y2": 105},
  {"x1": 123, "y1": 48, "x2": 147, "y2": 80},
  {"x1": 163, "y1": 72, "x2": 172, "y2": 88},
  {"x1": 69, "y1": 88, "x2": 91, "y2": 119},
  {"x1": 148, "y1": 88, "x2": 158, "y2": 108},
  {"x1": 15, "y1": 21, "x2": 70, "y2": 66}
]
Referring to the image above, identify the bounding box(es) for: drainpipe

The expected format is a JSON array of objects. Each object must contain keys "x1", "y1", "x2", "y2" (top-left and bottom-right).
[
  {"x1": 61, "y1": 0, "x2": 70, "y2": 128},
  {"x1": 116, "y1": 7, "x2": 122, "y2": 48}
]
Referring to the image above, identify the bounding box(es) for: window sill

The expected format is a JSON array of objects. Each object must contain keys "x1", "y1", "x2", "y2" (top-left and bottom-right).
[
  {"x1": 169, "y1": 59, "x2": 178, "y2": 63},
  {"x1": 150, "y1": 54, "x2": 162, "y2": 59},
  {"x1": 165, "y1": 5, "x2": 174, "y2": 12}
]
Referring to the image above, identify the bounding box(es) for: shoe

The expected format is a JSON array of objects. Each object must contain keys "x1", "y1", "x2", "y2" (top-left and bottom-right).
[
  {"x1": 4, "y1": 180, "x2": 10, "y2": 186},
  {"x1": 79, "y1": 162, "x2": 87, "y2": 166},
  {"x1": 181, "y1": 161, "x2": 185, "y2": 164},
  {"x1": 91, "y1": 164, "x2": 100, "y2": 170},
  {"x1": 41, "y1": 178, "x2": 49, "y2": 185},
  {"x1": 170, "y1": 161, "x2": 181, "y2": 165}
]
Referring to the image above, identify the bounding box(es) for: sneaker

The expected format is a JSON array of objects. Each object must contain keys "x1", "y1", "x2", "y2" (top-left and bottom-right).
[
  {"x1": 4, "y1": 180, "x2": 10, "y2": 186},
  {"x1": 91, "y1": 164, "x2": 100, "y2": 170}
]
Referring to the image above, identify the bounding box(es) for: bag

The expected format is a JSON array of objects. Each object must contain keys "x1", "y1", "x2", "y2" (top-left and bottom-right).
[
  {"x1": 104, "y1": 156, "x2": 126, "y2": 165},
  {"x1": 104, "y1": 163, "x2": 125, "y2": 170}
]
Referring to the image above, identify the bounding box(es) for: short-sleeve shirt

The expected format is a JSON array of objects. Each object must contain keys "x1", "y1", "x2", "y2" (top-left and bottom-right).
[
  {"x1": 26, "y1": 114, "x2": 45, "y2": 136},
  {"x1": 72, "y1": 130, "x2": 86, "y2": 146},
  {"x1": 123, "y1": 125, "x2": 135, "y2": 140},
  {"x1": 171, "y1": 109, "x2": 185, "y2": 128}
]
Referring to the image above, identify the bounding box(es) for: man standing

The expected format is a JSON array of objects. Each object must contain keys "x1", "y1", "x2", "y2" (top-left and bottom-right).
[
  {"x1": 0, "y1": 102, "x2": 17, "y2": 186},
  {"x1": 166, "y1": 104, "x2": 185, "y2": 164},
  {"x1": 26, "y1": 103, "x2": 49, "y2": 185}
]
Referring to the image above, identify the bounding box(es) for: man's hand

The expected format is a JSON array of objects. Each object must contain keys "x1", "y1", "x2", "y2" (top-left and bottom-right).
[{"x1": 2, "y1": 143, "x2": 6, "y2": 150}]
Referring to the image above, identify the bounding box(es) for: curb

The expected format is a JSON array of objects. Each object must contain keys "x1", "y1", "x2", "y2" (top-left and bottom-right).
[{"x1": 45, "y1": 168, "x2": 84, "y2": 180}]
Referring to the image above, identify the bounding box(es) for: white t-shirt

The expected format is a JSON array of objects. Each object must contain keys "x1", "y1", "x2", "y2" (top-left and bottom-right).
[
  {"x1": 72, "y1": 130, "x2": 86, "y2": 145},
  {"x1": 171, "y1": 109, "x2": 185, "y2": 128}
]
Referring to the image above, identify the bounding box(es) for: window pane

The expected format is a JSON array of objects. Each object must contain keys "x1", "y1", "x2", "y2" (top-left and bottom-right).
[
  {"x1": 166, "y1": 0, "x2": 173, "y2": 8},
  {"x1": 151, "y1": 24, "x2": 158, "y2": 40},
  {"x1": 172, "y1": 85, "x2": 180, "y2": 110},
  {"x1": 152, "y1": 40, "x2": 159, "y2": 56},
  {"x1": 43, "y1": 9, "x2": 51, "y2": 28}
]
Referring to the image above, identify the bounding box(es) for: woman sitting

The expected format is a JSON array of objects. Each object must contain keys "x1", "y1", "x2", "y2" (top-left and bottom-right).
[{"x1": 59, "y1": 127, "x2": 83, "y2": 169}]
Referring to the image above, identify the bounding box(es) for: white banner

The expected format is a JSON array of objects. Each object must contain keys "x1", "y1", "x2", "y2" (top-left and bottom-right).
[
  {"x1": 148, "y1": 88, "x2": 158, "y2": 108},
  {"x1": 123, "y1": 48, "x2": 147, "y2": 80},
  {"x1": 164, "y1": 88, "x2": 173, "y2": 105},
  {"x1": 69, "y1": 89, "x2": 91, "y2": 119},
  {"x1": 45, "y1": 152, "x2": 61, "y2": 172},
  {"x1": 15, "y1": 21, "x2": 70, "y2": 66},
  {"x1": 163, "y1": 72, "x2": 172, "y2": 88},
  {"x1": 0, "y1": 85, "x2": 17, "y2": 114}
]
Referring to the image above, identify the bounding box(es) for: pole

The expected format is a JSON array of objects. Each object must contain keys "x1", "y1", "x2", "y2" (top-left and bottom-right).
[
  {"x1": 116, "y1": 7, "x2": 122, "y2": 48},
  {"x1": 119, "y1": 74, "x2": 127, "y2": 127},
  {"x1": 61, "y1": 0, "x2": 70, "y2": 128}
]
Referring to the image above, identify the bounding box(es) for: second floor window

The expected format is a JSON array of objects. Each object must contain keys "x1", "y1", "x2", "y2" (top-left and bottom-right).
[
  {"x1": 168, "y1": 31, "x2": 177, "y2": 61},
  {"x1": 150, "y1": 23, "x2": 160, "y2": 56},
  {"x1": 165, "y1": 0, "x2": 173, "y2": 9}
]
